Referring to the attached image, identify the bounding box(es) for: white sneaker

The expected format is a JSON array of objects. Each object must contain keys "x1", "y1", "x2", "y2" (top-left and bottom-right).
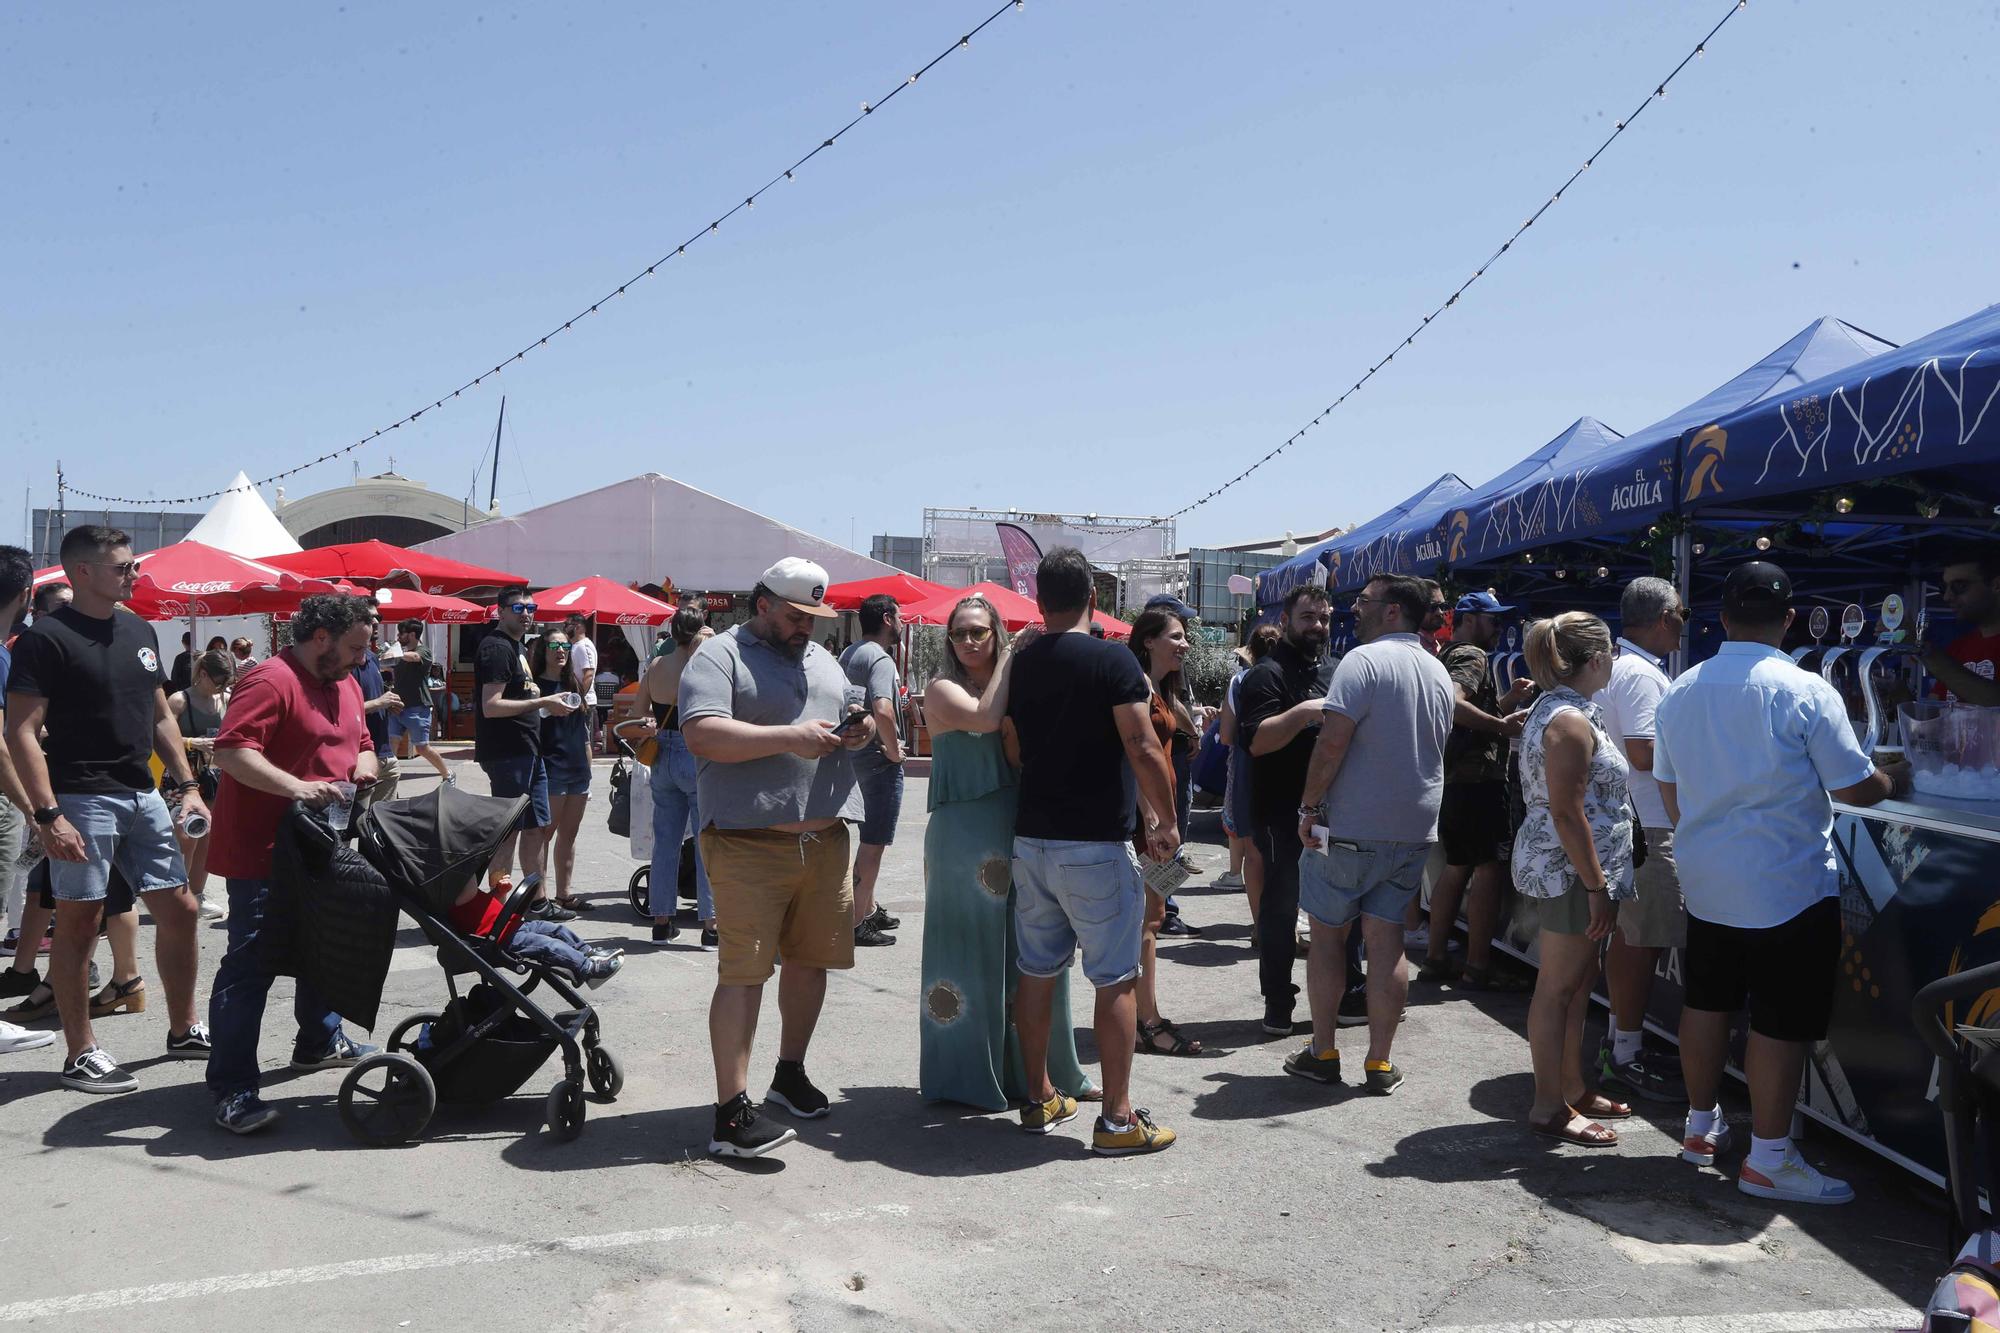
[
  {"x1": 1214, "y1": 870, "x2": 1245, "y2": 889},
  {"x1": 1680, "y1": 1117, "x2": 1735, "y2": 1166},
  {"x1": 199, "y1": 896, "x2": 229, "y2": 922},
  {"x1": 1737, "y1": 1148, "x2": 1854, "y2": 1205},
  {"x1": 0, "y1": 1020, "x2": 54, "y2": 1055}
]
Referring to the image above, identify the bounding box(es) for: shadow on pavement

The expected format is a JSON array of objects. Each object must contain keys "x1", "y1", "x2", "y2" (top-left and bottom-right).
[{"x1": 1187, "y1": 1067, "x2": 1365, "y2": 1121}]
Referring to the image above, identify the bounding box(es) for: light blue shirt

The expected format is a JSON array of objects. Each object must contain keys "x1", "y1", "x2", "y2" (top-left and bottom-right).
[{"x1": 1653, "y1": 641, "x2": 1875, "y2": 929}]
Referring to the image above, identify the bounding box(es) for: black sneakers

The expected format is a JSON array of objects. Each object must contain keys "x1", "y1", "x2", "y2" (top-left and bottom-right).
[
  {"x1": 699, "y1": 926, "x2": 719, "y2": 951},
  {"x1": 61, "y1": 1046, "x2": 137, "y2": 1095},
  {"x1": 766, "y1": 1059, "x2": 830, "y2": 1119},
  {"x1": 526, "y1": 899, "x2": 578, "y2": 924},
  {"x1": 1261, "y1": 982, "x2": 1300, "y2": 1036},
  {"x1": 651, "y1": 917, "x2": 680, "y2": 944},
  {"x1": 864, "y1": 906, "x2": 900, "y2": 932},
  {"x1": 214, "y1": 1091, "x2": 280, "y2": 1135},
  {"x1": 165, "y1": 1023, "x2": 213, "y2": 1059},
  {"x1": 709, "y1": 1092, "x2": 798, "y2": 1158},
  {"x1": 0, "y1": 967, "x2": 38, "y2": 999},
  {"x1": 1337, "y1": 987, "x2": 1371, "y2": 1027}
]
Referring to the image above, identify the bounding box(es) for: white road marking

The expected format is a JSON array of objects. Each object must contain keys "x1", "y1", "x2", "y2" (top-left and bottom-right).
[
  {"x1": 0, "y1": 1203, "x2": 910, "y2": 1322},
  {"x1": 1423, "y1": 1308, "x2": 1920, "y2": 1333}
]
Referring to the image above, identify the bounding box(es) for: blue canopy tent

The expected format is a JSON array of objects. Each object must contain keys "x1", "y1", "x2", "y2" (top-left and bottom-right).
[
  {"x1": 1380, "y1": 317, "x2": 1898, "y2": 592},
  {"x1": 1256, "y1": 472, "x2": 1471, "y2": 608}
]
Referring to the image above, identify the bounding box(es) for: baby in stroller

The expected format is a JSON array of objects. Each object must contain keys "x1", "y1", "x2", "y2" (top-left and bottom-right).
[{"x1": 448, "y1": 880, "x2": 624, "y2": 988}]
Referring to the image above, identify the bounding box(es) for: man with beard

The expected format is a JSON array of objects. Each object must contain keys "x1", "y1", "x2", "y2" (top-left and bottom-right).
[
  {"x1": 1236, "y1": 584, "x2": 1344, "y2": 1037},
  {"x1": 205, "y1": 593, "x2": 381, "y2": 1132},
  {"x1": 680, "y1": 558, "x2": 877, "y2": 1158},
  {"x1": 1418, "y1": 591, "x2": 1535, "y2": 989},
  {"x1": 1924, "y1": 546, "x2": 2000, "y2": 705}
]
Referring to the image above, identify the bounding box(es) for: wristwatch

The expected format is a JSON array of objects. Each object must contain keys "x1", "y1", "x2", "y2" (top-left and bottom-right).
[{"x1": 32, "y1": 805, "x2": 60, "y2": 827}]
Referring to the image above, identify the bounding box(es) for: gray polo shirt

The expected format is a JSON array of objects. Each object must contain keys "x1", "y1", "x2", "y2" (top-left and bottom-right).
[
  {"x1": 678, "y1": 624, "x2": 862, "y2": 830},
  {"x1": 838, "y1": 639, "x2": 905, "y2": 749},
  {"x1": 1320, "y1": 632, "x2": 1456, "y2": 843}
]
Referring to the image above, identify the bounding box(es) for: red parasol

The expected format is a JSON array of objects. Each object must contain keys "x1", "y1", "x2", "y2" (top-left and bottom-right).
[
  {"x1": 126, "y1": 541, "x2": 343, "y2": 618},
  {"x1": 262, "y1": 540, "x2": 527, "y2": 596},
  {"x1": 902, "y1": 582, "x2": 1130, "y2": 639},
  {"x1": 533, "y1": 576, "x2": 675, "y2": 626},
  {"x1": 823, "y1": 572, "x2": 950, "y2": 610},
  {"x1": 371, "y1": 587, "x2": 488, "y2": 624}
]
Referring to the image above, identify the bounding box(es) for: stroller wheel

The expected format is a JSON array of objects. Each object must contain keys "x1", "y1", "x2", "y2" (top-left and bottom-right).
[
  {"x1": 628, "y1": 866, "x2": 650, "y2": 922},
  {"x1": 587, "y1": 1046, "x2": 624, "y2": 1102},
  {"x1": 546, "y1": 1078, "x2": 587, "y2": 1141},
  {"x1": 386, "y1": 1012, "x2": 441, "y2": 1054},
  {"x1": 338, "y1": 1053, "x2": 436, "y2": 1147}
]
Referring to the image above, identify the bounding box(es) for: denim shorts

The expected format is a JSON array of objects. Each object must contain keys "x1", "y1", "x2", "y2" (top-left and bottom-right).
[
  {"x1": 47, "y1": 790, "x2": 189, "y2": 903},
  {"x1": 1012, "y1": 837, "x2": 1144, "y2": 989},
  {"x1": 1299, "y1": 836, "x2": 1431, "y2": 928},
  {"x1": 386, "y1": 704, "x2": 433, "y2": 747},
  {"x1": 481, "y1": 755, "x2": 551, "y2": 830},
  {"x1": 544, "y1": 751, "x2": 593, "y2": 798},
  {"x1": 852, "y1": 747, "x2": 904, "y2": 847}
]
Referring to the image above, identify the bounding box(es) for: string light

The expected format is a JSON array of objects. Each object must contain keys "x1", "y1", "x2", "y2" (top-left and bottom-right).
[
  {"x1": 62, "y1": 0, "x2": 1027, "y2": 507},
  {"x1": 1131, "y1": 0, "x2": 1748, "y2": 532}
]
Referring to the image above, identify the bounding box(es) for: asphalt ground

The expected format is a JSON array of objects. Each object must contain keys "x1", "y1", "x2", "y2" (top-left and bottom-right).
[{"x1": 0, "y1": 756, "x2": 1949, "y2": 1331}]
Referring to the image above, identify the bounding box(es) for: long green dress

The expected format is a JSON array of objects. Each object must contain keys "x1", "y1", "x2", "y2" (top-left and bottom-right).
[{"x1": 920, "y1": 728, "x2": 1093, "y2": 1110}]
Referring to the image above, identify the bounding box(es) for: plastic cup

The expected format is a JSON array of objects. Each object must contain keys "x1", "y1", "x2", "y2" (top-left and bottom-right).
[{"x1": 326, "y1": 781, "x2": 358, "y2": 831}]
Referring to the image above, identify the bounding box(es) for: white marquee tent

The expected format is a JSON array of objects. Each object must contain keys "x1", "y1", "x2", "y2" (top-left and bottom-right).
[
  {"x1": 184, "y1": 471, "x2": 302, "y2": 558},
  {"x1": 412, "y1": 473, "x2": 897, "y2": 592}
]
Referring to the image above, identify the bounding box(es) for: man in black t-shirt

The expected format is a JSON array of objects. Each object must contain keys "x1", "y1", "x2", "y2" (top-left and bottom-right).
[
  {"x1": 1005, "y1": 548, "x2": 1180, "y2": 1157},
  {"x1": 4, "y1": 525, "x2": 211, "y2": 1094},
  {"x1": 475, "y1": 588, "x2": 578, "y2": 919},
  {"x1": 382, "y1": 618, "x2": 451, "y2": 783},
  {"x1": 1236, "y1": 584, "x2": 1338, "y2": 1035}
]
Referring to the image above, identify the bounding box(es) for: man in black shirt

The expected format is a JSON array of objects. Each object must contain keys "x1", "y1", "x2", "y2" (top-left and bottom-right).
[
  {"x1": 382, "y1": 617, "x2": 451, "y2": 782},
  {"x1": 475, "y1": 587, "x2": 577, "y2": 920},
  {"x1": 1236, "y1": 584, "x2": 1340, "y2": 1035},
  {"x1": 1006, "y1": 548, "x2": 1180, "y2": 1157},
  {"x1": 4, "y1": 526, "x2": 211, "y2": 1094}
]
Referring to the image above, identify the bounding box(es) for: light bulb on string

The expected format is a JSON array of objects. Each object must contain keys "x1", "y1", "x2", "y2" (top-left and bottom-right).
[
  {"x1": 1833, "y1": 495, "x2": 1854, "y2": 514},
  {"x1": 1755, "y1": 535, "x2": 1773, "y2": 551},
  {"x1": 1693, "y1": 543, "x2": 1706, "y2": 556},
  {"x1": 1595, "y1": 567, "x2": 1610, "y2": 580}
]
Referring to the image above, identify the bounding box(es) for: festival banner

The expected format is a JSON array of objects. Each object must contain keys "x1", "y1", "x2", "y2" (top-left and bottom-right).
[{"x1": 995, "y1": 523, "x2": 1044, "y2": 599}]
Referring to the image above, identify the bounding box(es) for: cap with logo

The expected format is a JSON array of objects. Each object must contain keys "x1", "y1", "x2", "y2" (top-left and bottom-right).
[
  {"x1": 760, "y1": 557, "x2": 836, "y2": 619},
  {"x1": 1452, "y1": 591, "x2": 1517, "y2": 616},
  {"x1": 1721, "y1": 560, "x2": 1792, "y2": 619}
]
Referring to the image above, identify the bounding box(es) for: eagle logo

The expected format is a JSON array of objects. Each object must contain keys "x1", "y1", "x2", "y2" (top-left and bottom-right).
[
  {"x1": 1446, "y1": 511, "x2": 1470, "y2": 563},
  {"x1": 1684, "y1": 425, "x2": 1728, "y2": 502}
]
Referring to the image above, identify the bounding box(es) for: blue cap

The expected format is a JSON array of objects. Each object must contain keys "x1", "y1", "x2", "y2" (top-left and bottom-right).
[
  {"x1": 1145, "y1": 593, "x2": 1200, "y2": 620},
  {"x1": 1453, "y1": 591, "x2": 1516, "y2": 616}
]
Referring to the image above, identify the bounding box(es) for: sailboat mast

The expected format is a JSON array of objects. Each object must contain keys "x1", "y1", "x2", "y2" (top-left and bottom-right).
[{"x1": 487, "y1": 396, "x2": 506, "y2": 513}]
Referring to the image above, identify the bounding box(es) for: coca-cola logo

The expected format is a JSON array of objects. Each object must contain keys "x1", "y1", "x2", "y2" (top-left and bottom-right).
[
  {"x1": 612, "y1": 614, "x2": 652, "y2": 625},
  {"x1": 167, "y1": 580, "x2": 242, "y2": 595}
]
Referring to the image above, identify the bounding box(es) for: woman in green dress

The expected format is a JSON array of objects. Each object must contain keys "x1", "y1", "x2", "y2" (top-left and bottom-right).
[{"x1": 920, "y1": 595, "x2": 1095, "y2": 1110}]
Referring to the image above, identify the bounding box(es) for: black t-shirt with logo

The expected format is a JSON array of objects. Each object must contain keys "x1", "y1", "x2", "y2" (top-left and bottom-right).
[
  {"x1": 7, "y1": 605, "x2": 166, "y2": 794},
  {"x1": 1007, "y1": 631, "x2": 1151, "y2": 842},
  {"x1": 473, "y1": 629, "x2": 539, "y2": 760}
]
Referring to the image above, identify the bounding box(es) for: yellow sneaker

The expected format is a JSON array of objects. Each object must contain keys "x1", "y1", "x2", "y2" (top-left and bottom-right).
[
  {"x1": 1020, "y1": 1091, "x2": 1078, "y2": 1135},
  {"x1": 1091, "y1": 1108, "x2": 1177, "y2": 1156}
]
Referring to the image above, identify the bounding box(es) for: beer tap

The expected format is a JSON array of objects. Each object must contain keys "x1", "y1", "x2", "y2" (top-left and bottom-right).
[{"x1": 1793, "y1": 605, "x2": 1831, "y2": 669}]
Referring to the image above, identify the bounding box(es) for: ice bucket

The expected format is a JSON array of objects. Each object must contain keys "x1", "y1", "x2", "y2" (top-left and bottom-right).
[{"x1": 1901, "y1": 700, "x2": 2000, "y2": 800}]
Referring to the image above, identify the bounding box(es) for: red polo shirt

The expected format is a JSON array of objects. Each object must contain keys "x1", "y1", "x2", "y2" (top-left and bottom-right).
[{"x1": 210, "y1": 647, "x2": 367, "y2": 881}]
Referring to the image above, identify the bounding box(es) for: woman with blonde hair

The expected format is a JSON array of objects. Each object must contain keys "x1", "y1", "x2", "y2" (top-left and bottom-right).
[
  {"x1": 1514, "y1": 611, "x2": 1636, "y2": 1147},
  {"x1": 919, "y1": 595, "x2": 1094, "y2": 1109}
]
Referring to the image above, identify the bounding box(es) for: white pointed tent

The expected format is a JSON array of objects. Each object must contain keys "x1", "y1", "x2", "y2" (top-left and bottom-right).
[
  {"x1": 411, "y1": 473, "x2": 897, "y2": 590},
  {"x1": 183, "y1": 472, "x2": 302, "y2": 558}
]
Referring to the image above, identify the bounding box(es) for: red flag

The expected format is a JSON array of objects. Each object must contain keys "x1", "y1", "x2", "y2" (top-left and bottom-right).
[{"x1": 995, "y1": 523, "x2": 1044, "y2": 600}]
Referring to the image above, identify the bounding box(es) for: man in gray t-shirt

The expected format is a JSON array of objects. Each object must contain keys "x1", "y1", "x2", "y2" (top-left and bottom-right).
[
  {"x1": 677, "y1": 558, "x2": 877, "y2": 1160},
  {"x1": 836, "y1": 594, "x2": 907, "y2": 947},
  {"x1": 1288, "y1": 575, "x2": 1454, "y2": 1095}
]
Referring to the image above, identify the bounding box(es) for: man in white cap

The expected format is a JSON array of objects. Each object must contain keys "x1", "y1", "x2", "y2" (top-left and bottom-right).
[{"x1": 679, "y1": 557, "x2": 878, "y2": 1157}]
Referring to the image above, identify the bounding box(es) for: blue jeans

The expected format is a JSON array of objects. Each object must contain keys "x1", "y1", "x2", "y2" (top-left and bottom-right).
[
  {"x1": 1012, "y1": 837, "x2": 1145, "y2": 989},
  {"x1": 205, "y1": 877, "x2": 346, "y2": 1101},
  {"x1": 649, "y1": 732, "x2": 712, "y2": 921},
  {"x1": 504, "y1": 920, "x2": 591, "y2": 973}
]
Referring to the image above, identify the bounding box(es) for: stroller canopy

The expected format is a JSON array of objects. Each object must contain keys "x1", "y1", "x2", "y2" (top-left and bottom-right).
[{"x1": 359, "y1": 784, "x2": 529, "y2": 915}]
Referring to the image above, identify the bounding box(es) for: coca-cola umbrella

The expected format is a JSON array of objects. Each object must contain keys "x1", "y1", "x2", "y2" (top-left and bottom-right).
[
  {"x1": 533, "y1": 576, "x2": 675, "y2": 626},
  {"x1": 823, "y1": 572, "x2": 950, "y2": 610},
  {"x1": 902, "y1": 581, "x2": 1130, "y2": 639},
  {"x1": 125, "y1": 541, "x2": 343, "y2": 618},
  {"x1": 371, "y1": 586, "x2": 488, "y2": 624},
  {"x1": 261, "y1": 540, "x2": 527, "y2": 596}
]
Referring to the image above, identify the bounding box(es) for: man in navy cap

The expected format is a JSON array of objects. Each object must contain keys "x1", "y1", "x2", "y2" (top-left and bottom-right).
[
  {"x1": 1417, "y1": 591, "x2": 1536, "y2": 988},
  {"x1": 1655, "y1": 561, "x2": 1907, "y2": 1205}
]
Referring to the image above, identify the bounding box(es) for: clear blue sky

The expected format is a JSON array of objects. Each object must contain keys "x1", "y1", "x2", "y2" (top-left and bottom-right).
[{"x1": 6, "y1": 1, "x2": 1997, "y2": 556}]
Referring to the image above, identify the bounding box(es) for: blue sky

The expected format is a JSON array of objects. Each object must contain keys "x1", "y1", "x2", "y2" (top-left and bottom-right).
[{"x1": 6, "y1": 1, "x2": 1998, "y2": 557}]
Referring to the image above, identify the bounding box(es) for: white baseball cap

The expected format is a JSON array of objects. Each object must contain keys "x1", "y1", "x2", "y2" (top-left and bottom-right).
[{"x1": 760, "y1": 557, "x2": 836, "y2": 618}]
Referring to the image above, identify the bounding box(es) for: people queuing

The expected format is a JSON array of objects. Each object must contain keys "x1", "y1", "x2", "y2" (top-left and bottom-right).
[
  {"x1": 623, "y1": 604, "x2": 715, "y2": 946},
  {"x1": 839, "y1": 594, "x2": 908, "y2": 948},
  {"x1": 531, "y1": 629, "x2": 596, "y2": 916}
]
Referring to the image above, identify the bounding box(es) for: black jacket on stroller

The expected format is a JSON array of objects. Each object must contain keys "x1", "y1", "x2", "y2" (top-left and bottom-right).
[{"x1": 260, "y1": 803, "x2": 400, "y2": 1031}]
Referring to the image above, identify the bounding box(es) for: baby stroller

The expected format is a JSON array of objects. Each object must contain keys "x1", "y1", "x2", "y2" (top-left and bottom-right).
[
  {"x1": 611, "y1": 734, "x2": 699, "y2": 922},
  {"x1": 1912, "y1": 959, "x2": 2000, "y2": 1329},
  {"x1": 339, "y1": 784, "x2": 624, "y2": 1147}
]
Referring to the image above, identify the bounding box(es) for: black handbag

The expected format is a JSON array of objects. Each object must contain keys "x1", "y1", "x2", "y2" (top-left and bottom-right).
[{"x1": 607, "y1": 756, "x2": 632, "y2": 837}]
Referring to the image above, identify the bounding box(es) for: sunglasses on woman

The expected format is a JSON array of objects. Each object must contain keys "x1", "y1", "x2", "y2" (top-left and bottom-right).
[{"x1": 948, "y1": 625, "x2": 995, "y2": 644}]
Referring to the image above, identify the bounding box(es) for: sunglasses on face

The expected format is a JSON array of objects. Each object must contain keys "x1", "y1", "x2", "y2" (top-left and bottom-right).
[
  {"x1": 90, "y1": 560, "x2": 139, "y2": 578},
  {"x1": 506, "y1": 602, "x2": 538, "y2": 615},
  {"x1": 948, "y1": 625, "x2": 994, "y2": 644}
]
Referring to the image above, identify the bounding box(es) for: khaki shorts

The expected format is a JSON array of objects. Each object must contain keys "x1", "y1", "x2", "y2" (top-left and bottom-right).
[
  {"x1": 1616, "y1": 827, "x2": 1687, "y2": 949},
  {"x1": 702, "y1": 824, "x2": 855, "y2": 986}
]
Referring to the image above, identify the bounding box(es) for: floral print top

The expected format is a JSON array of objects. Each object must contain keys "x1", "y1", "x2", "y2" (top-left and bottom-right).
[{"x1": 1514, "y1": 686, "x2": 1636, "y2": 902}]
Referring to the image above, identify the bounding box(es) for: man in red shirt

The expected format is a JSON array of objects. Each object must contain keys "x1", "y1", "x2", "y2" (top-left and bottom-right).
[
  {"x1": 1925, "y1": 547, "x2": 2000, "y2": 706},
  {"x1": 205, "y1": 594, "x2": 381, "y2": 1134}
]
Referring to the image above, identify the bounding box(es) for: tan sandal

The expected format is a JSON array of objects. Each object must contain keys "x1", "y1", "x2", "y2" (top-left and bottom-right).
[
  {"x1": 1574, "y1": 1091, "x2": 1632, "y2": 1121},
  {"x1": 90, "y1": 977, "x2": 146, "y2": 1017}
]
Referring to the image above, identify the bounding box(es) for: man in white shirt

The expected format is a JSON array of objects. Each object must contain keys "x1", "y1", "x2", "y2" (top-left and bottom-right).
[
  {"x1": 1654, "y1": 562, "x2": 1907, "y2": 1206},
  {"x1": 564, "y1": 614, "x2": 599, "y2": 750},
  {"x1": 1594, "y1": 577, "x2": 1687, "y2": 1103}
]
